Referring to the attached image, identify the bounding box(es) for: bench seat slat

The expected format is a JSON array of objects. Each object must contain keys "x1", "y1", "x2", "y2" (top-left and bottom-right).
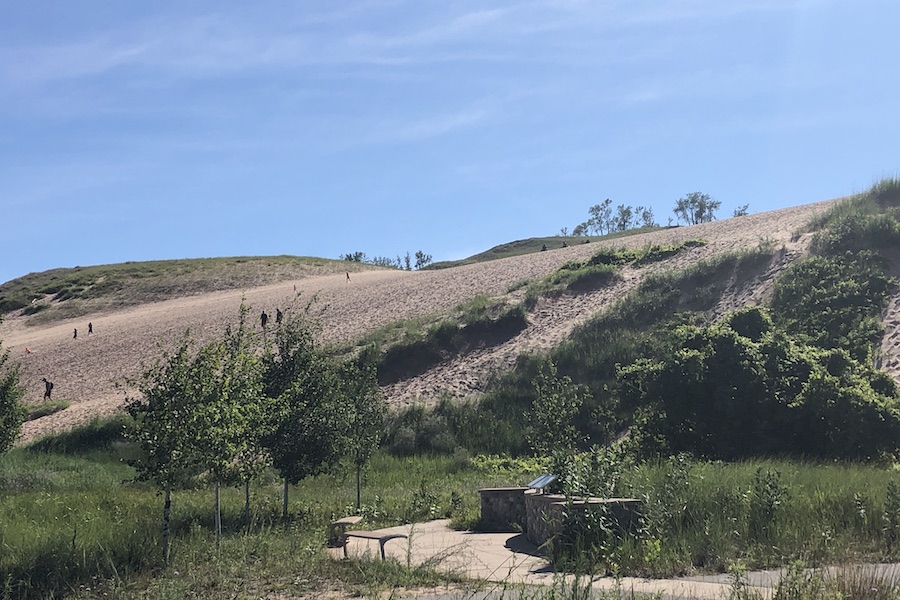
[
  {"x1": 342, "y1": 531, "x2": 408, "y2": 560},
  {"x1": 345, "y1": 531, "x2": 406, "y2": 541}
]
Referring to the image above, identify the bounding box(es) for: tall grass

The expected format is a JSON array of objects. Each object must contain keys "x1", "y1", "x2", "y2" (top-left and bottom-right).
[
  {"x1": 0, "y1": 424, "x2": 538, "y2": 599},
  {"x1": 548, "y1": 456, "x2": 900, "y2": 579},
  {"x1": 803, "y1": 177, "x2": 900, "y2": 255},
  {"x1": 7, "y1": 419, "x2": 900, "y2": 597}
]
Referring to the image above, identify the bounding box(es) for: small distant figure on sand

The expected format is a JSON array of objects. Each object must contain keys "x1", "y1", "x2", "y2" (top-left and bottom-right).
[
  {"x1": 346, "y1": 271, "x2": 351, "y2": 282},
  {"x1": 541, "y1": 244, "x2": 547, "y2": 252},
  {"x1": 42, "y1": 377, "x2": 54, "y2": 400},
  {"x1": 561, "y1": 242, "x2": 568, "y2": 248},
  {"x1": 260, "y1": 311, "x2": 268, "y2": 328},
  {"x1": 275, "y1": 308, "x2": 283, "y2": 324},
  {"x1": 73, "y1": 328, "x2": 78, "y2": 339},
  {"x1": 88, "y1": 322, "x2": 93, "y2": 335}
]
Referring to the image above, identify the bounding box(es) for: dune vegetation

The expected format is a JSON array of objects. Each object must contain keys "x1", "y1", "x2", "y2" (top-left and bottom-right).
[{"x1": 3, "y1": 180, "x2": 900, "y2": 598}]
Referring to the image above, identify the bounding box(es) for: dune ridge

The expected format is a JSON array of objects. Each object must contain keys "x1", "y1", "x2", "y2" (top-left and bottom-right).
[{"x1": 6, "y1": 198, "x2": 885, "y2": 444}]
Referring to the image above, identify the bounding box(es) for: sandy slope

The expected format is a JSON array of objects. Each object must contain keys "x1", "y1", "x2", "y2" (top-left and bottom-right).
[{"x1": 4, "y1": 198, "x2": 880, "y2": 444}]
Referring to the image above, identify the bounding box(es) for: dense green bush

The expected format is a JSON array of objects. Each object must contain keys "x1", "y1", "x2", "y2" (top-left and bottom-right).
[
  {"x1": 617, "y1": 308, "x2": 900, "y2": 460},
  {"x1": 772, "y1": 251, "x2": 894, "y2": 362}
]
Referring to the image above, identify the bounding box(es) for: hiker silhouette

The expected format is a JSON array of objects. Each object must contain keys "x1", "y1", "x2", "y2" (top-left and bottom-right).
[
  {"x1": 260, "y1": 311, "x2": 268, "y2": 328},
  {"x1": 42, "y1": 378, "x2": 54, "y2": 400}
]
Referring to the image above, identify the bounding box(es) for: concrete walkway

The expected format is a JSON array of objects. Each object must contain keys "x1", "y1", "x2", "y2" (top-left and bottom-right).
[{"x1": 331, "y1": 519, "x2": 787, "y2": 599}]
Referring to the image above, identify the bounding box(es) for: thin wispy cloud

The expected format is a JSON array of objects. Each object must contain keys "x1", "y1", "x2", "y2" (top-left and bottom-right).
[
  {"x1": 356, "y1": 8, "x2": 509, "y2": 48},
  {"x1": 359, "y1": 106, "x2": 491, "y2": 146},
  {"x1": 620, "y1": 0, "x2": 814, "y2": 25},
  {"x1": 0, "y1": 3, "x2": 607, "y2": 89},
  {"x1": 0, "y1": 38, "x2": 147, "y2": 84}
]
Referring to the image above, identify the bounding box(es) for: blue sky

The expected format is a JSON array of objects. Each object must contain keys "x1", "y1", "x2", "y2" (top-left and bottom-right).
[{"x1": 2, "y1": 1, "x2": 899, "y2": 284}]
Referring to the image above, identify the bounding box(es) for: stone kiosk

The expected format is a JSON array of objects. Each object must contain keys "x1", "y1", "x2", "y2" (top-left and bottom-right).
[
  {"x1": 523, "y1": 490, "x2": 642, "y2": 546},
  {"x1": 478, "y1": 475, "x2": 641, "y2": 547},
  {"x1": 477, "y1": 487, "x2": 529, "y2": 532}
]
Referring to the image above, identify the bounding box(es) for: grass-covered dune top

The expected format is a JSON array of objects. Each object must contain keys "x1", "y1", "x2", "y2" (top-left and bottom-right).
[
  {"x1": 428, "y1": 228, "x2": 661, "y2": 269},
  {"x1": 0, "y1": 255, "x2": 381, "y2": 321}
]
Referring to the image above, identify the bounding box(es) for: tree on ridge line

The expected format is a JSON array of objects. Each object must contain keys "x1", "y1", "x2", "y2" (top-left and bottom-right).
[{"x1": 673, "y1": 191, "x2": 721, "y2": 225}]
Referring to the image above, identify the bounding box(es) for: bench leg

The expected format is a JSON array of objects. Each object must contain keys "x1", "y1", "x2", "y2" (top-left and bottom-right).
[
  {"x1": 329, "y1": 524, "x2": 348, "y2": 545},
  {"x1": 343, "y1": 537, "x2": 384, "y2": 560}
]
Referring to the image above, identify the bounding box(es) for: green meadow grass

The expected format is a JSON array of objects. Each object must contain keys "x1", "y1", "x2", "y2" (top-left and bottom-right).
[
  {"x1": 6, "y1": 417, "x2": 900, "y2": 599},
  {"x1": 0, "y1": 424, "x2": 540, "y2": 599},
  {"x1": 617, "y1": 459, "x2": 899, "y2": 575}
]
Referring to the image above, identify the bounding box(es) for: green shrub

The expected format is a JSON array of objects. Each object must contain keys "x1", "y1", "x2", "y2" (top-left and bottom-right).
[
  {"x1": 772, "y1": 251, "x2": 894, "y2": 362},
  {"x1": 618, "y1": 313, "x2": 900, "y2": 461}
]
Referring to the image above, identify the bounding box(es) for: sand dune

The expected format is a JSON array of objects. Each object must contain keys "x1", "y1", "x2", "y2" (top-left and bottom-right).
[{"x1": 6, "y1": 198, "x2": 884, "y2": 444}]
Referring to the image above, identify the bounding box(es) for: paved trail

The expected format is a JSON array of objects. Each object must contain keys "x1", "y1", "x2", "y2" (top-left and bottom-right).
[{"x1": 339, "y1": 519, "x2": 900, "y2": 600}]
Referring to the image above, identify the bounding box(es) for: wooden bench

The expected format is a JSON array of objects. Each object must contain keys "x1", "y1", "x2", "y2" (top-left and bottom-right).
[
  {"x1": 328, "y1": 516, "x2": 363, "y2": 547},
  {"x1": 342, "y1": 530, "x2": 409, "y2": 560}
]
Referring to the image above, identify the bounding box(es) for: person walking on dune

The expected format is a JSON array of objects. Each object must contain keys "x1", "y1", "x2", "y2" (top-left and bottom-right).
[
  {"x1": 42, "y1": 378, "x2": 54, "y2": 400},
  {"x1": 260, "y1": 311, "x2": 268, "y2": 328},
  {"x1": 88, "y1": 322, "x2": 93, "y2": 335},
  {"x1": 73, "y1": 328, "x2": 77, "y2": 339},
  {"x1": 346, "y1": 271, "x2": 351, "y2": 282}
]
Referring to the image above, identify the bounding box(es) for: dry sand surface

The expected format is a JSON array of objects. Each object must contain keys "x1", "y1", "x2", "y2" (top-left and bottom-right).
[{"x1": 8, "y1": 197, "x2": 894, "y2": 444}]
